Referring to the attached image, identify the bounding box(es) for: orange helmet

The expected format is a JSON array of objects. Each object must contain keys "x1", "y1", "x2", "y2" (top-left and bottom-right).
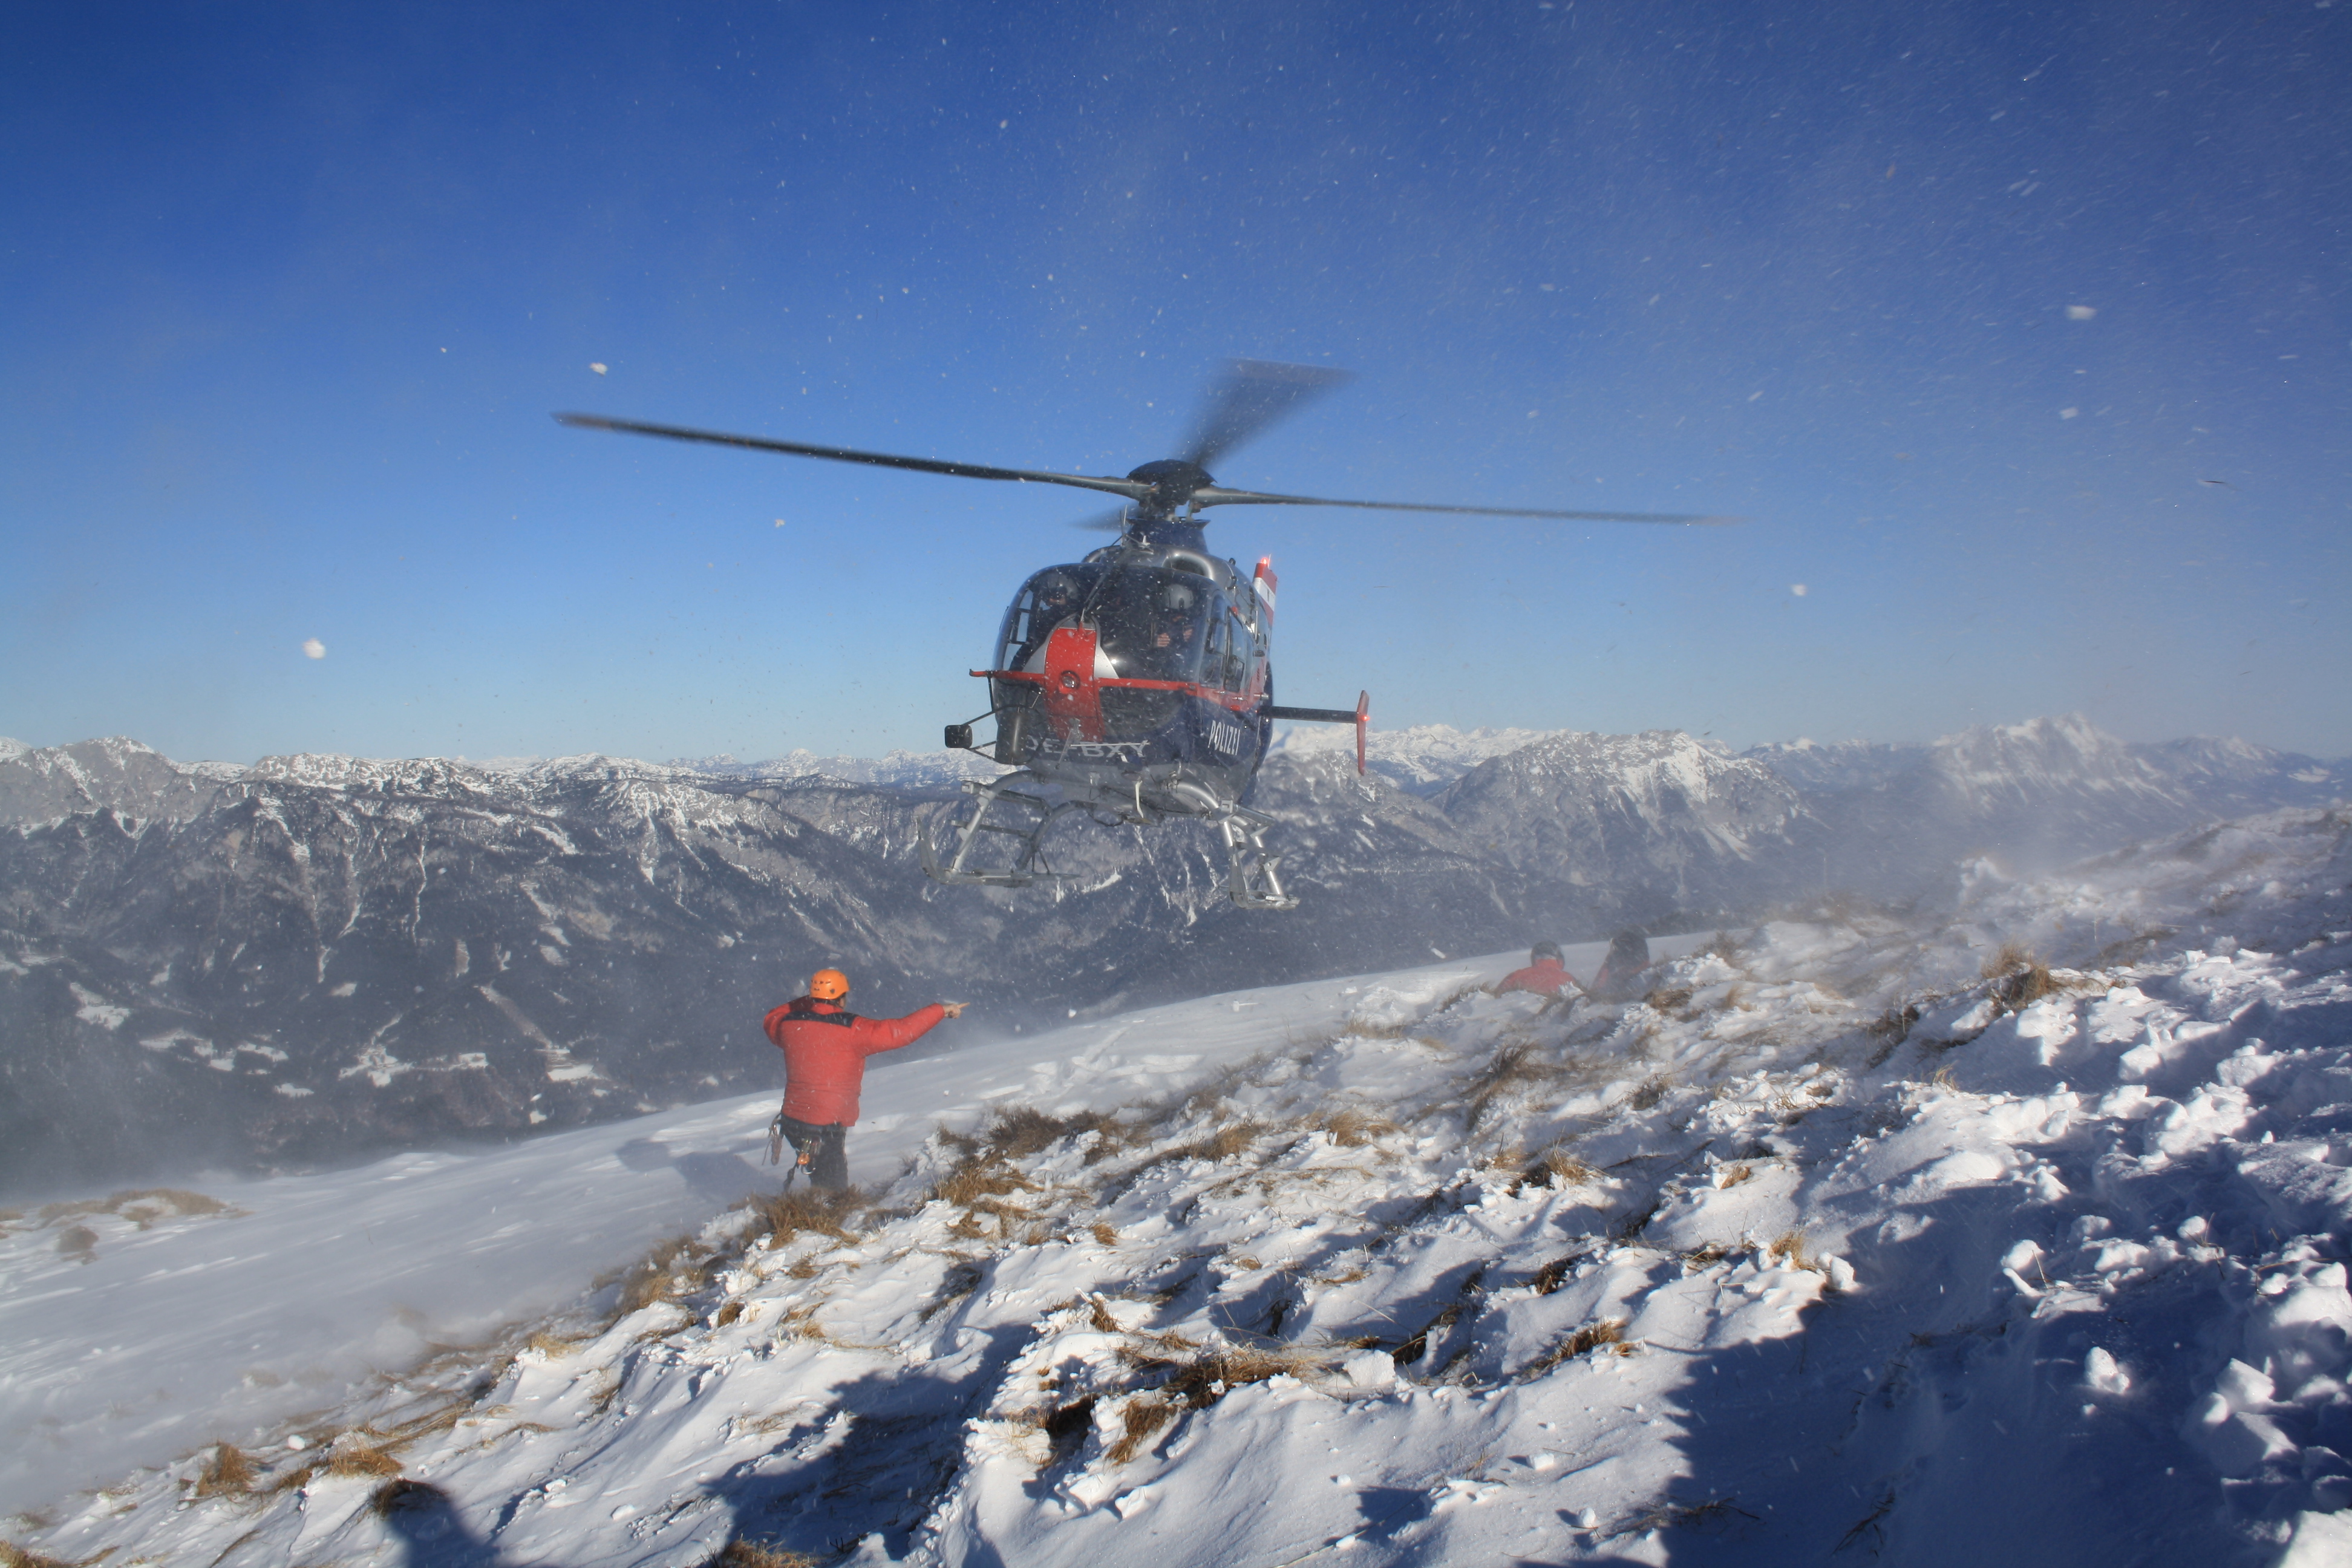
[{"x1": 808, "y1": 968, "x2": 851, "y2": 1001}]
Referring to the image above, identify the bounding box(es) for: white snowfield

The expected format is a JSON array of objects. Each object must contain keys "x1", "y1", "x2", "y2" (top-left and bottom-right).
[
  {"x1": 8, "y1": 808, "x2": 2352, "y2": 1566},
  {"x1": 0, "y1": 938, "x2": 1667, "y2": 1525}
]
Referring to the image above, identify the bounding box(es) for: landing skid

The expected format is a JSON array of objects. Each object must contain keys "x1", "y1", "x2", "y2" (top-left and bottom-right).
[
  {"x1": 920, "y1": 773, "x2": 1298, "y2": 910},
  {"x1": 919, "y1": 774, "x2": 1074, "y2": 889},
  {"x1": 1209, "y1": 801, "x2": 1296, "y2": 910}
]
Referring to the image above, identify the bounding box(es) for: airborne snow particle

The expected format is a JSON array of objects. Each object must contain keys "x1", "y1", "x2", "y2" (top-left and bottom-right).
[
  {"x1": 2066, "y1": 305, "x2": 2097, "y2": 320},
  {"x1": 590, "y1": 362, "x2": 609, "y2": 375},
  {"x1": 1791, "y1": 584, "x2": 1808, "y2": 597},
  {"x1": 2060, "y1": 408, "x2": 2080, "y2": 419},
  {"x1": 774, "y1": 518, "x2": 788, "y2": 528},
  {"x1": 302, "y1": 639, "x2": 326, "y2": 659}
]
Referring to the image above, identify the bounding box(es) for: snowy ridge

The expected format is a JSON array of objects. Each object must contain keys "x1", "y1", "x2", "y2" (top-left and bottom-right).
[
  {"x1": 0, "y1": 735, "x2": 223, "y2": 827},
  {"x1": 1275, "y1": 722, "x2": 1564, "y2": 795},
  {"x1": 1739, "y1": 736, "x2": 1926, "y2": 794},
  {"x1": 671, "y1": 750, "x2": 1010, "y2": 790},
  {"x1": 1926, "y1": 712, "x2": 2173, "y2": 808},
  {"x1": 1437, "y1": 729, "x2": 1811, "y2": 918},
  {"x1": 13, "y1": 807, "x2": 2351, "y2": 1564}
]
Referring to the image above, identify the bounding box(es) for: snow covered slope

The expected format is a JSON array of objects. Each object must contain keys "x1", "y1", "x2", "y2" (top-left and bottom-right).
[
  {"x1": 9, "y1": 807, "x2": 2352, "y2": 1565},
  {"x1": 0, "y1": 935, "x2": 1691, "y2": 1525}
]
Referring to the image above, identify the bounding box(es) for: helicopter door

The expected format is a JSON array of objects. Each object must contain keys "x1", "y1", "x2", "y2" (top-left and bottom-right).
[{"x1": 1202, "y1": 604, "x2": 1242, "y2": 694}]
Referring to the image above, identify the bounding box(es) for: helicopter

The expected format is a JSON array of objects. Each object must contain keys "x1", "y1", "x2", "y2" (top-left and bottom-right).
[{"x1": 558, "y1": 361, "x2": 1725, "y2": 910}]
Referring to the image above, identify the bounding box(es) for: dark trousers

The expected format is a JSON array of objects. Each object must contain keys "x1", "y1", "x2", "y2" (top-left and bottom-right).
[{"x1": 775, "y1": 1113, "x2": 849, "y2": 1190}]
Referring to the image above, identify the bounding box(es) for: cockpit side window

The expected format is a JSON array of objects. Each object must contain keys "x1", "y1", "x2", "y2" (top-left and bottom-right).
[{"x1": 996, "y1": 564, "x2": 1097, "y2": 672}]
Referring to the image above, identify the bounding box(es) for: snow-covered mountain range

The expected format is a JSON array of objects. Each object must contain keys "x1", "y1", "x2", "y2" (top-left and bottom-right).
[
  {"x1": 0, "y1": 719, "x2": 2340, "y2": 1194},
  {"x1": 7, "y1": 806, "x2": 2349, "y2": 1563}
]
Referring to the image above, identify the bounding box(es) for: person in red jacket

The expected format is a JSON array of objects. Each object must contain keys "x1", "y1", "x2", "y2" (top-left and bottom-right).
[
  {"x1": 763, "y1": 967, "x2": 966, "y2": 1189},
  {"x1": 1494, "y1": 940, "x2": 1581, "y2": 999}
]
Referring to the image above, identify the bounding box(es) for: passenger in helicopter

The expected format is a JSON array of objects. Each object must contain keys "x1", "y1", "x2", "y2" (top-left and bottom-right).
[
  {"x1": 1094, "y1": 570, "x2": 1206, "y2": 681},
  {"x1": 1014, "y1": 570, "x2": 1083, "y2": 671},
  {"x1": 1148, "y1": 581, "x2": 1207, "y2": 678}
]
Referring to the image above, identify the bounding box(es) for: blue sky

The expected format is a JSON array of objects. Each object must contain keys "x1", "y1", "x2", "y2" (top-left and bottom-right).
[{"x1": 4, "y1": 1, "x2": 2346, "y2": 764}]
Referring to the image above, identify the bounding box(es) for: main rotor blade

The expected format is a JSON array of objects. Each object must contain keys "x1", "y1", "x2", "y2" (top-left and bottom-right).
[
  {"x1": 1189, "y1": 484, "x2": 1739, "y2": 524},
  {"x1": 554, "y1": 413, "x2": 1151, "y2": 503},
  {"x1": 1182, "y1": 360, "x2": 1354, "y2": 471},
  {"x1": 1068, "y1": 505, "x2": 1131, "y2": 533}
]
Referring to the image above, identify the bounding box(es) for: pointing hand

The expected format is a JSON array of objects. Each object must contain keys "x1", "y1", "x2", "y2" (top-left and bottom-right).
[{"x1": 941, "y1": 1001, "x2": 969, "y2": 1019}]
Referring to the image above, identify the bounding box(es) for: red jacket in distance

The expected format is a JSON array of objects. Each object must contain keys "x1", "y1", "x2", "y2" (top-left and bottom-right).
[
  {"x1": 762, "y1": 997, "x2": 947, "y2": 1125},
  {"x1": 1496, "y1": 958, "x2": 1580, "y2": 998}
]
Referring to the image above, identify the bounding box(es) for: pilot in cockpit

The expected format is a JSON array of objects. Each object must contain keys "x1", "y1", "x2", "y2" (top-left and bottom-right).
[
  {"x1": 1016, "y1": 570, "x2": 1082, "y2": 671},
  {"x1": 1150, "y1": 581, "x2": 1206, "y2": 676}
]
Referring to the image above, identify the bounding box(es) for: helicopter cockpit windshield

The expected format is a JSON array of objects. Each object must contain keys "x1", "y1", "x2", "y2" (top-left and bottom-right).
[
  {"x1": 994, "y1": 563, "x2": 1215, "y2": 685},
  {"x1": 1093, "y1": 567, "x2": 1212, "y2": 682}
]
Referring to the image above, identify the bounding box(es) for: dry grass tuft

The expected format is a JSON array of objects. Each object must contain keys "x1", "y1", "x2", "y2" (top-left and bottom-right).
[
  {"x1": 1464, "y1": 1042, "x2": 1566, "y2": 1132},
  {"x1": 524, "y1": 1330, "x2": 578, "y2": 1358},
  {"x1": 933, "y1": 1158, "x2": 1037, "y2": 1209},
  {"x1": 1088, "y1": 1298, "x2": 1121, "y2": 1333},
  {"x1": 54, "y1": 1226, "x2": 97, "y2": 1263},
  {"x1": 327, "y1": 1439, "x2": 402, "y2": 1479},
  {"x1": 0, "y1": 1542, "x2": 87, "y2": 1568},
  {"x1": 1609, "y1": 1497, "x2": 1760, "y2": 1539},
  {"x1": 1315, "y1": 1106, "x2": 1397, "y2": 1147},
  {"x1": 1157, "y1": 1121, "x2": 1268, "y2": 1166},
  {"x1": 369, "y1": 1477, "x2": 452, "y2": 1519},
  {"x1": 985, "y1": 1105, "x2": 1123, "y2": 1159},
  {"x1": 1521, "y1": 1146, "x2": 1597, "y2": 1190},
  {"x1": 1766, "y1": 1231, "x2": 1815, "y2": 1271},
  {"x1": 192, "y1": 1441, "x2": 258, "y2": 1498},
  {"x1": 1717, "y1": 1164, "x2": 1753, "y2": 1189},
  {"x1": 1531, "y1": 1253, "x2": 1580, "y2": 1295},
  {"x1": 1119, "y1": 1341, "x2": 1333, "y2": 1414},
  {"x1": 714, "y1": 1300, "x2": 745, "y2": 1328},
  {"x1": 1105, "y1": 1397, "x2": 1178, "y2": 1465},
  {"x1": 706, "y1": 1541, "x2": 819, "y2": 1568},
  {"x1": 1089, "y1": 1221, "x2": 1119, "y2": 1246},
  {"x1": 615, "y1": 1234, "x2": 716, "y2": 1314},
  {"x1": 37, "y1": 1187, "x2": 232, "y2": 1229},
  {"x1": 746, "y1": 1187, "x2": 860, "y2": 1249},
  {"x1": 1982, "y1": 942, "x2": 2059, "y2": 1010},
  {"x1": 1628, "y1": 1075, "x2": 1673, "y2": 1112},
  {"x1": 1642, "y1": 987, "x2": 1694, "y2": 1016},
  {"x1": 1519, "y1": 1318, "x2": 1627, "y2": 1379}
]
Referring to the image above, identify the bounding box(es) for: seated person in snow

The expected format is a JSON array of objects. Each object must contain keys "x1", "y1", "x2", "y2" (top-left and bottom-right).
[
  {"x1": 1589, "y1": 929, "x2": 1653, "y2": 1003},
  {"x1": 1494, "y1": 940, "x2": 1579, "y2": 999},
  {"x1": 763, "y1": 967, "x2": 967, "y2": 1189}
]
